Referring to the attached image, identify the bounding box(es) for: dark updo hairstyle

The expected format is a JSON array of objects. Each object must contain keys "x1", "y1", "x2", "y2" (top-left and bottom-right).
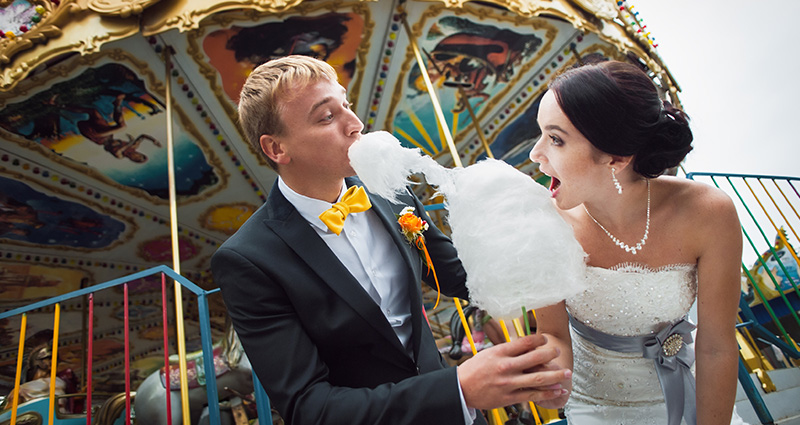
[{"x1": 548, "y1": 60, "x2": 693, "y2": 178}]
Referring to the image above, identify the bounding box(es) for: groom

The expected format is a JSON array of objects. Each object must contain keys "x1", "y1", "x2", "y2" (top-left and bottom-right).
[{"x1": 211, "y1": 55, "x2": 571, "y2": 425}]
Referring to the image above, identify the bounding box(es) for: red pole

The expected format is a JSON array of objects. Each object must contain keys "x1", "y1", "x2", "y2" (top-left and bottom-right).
[
  {"x1": 162, "y1": 273, "x2": 173, "y2": 425},
  {"x1": 86, "y1": 294, "x2": 94, "y2": 425},
  {"x1": 124, "y1": 283, "x2": 131, "y2": 425}
]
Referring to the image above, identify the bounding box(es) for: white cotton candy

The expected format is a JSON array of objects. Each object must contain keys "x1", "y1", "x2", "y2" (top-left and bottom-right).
[
  {"x1": 348, "y1": 131, "x2": 425, "y2": 204},
  {"x1": 348, "y1": 132, "x2": 587, "y2": 320},
  {"x1": 444, "y1": 159, "x2": 587, "y2": 319}
]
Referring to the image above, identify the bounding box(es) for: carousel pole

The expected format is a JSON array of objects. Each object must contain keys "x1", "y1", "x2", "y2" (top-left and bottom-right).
[
  {"x1": 402, "y1": 15, "x2": 509, "y2": 424},
  {"x1": 163, "y1": 46, "x2": 192, "y2": 425},
  {"x1": 420, "y1": 49, "x2": 494, "y2": 159},
  {"x1": 401, "y1": 15, "x2": 462, "y2": 168},
  {"x1": 402, "y1": 16, "x2": 549, "y2": 424},
  {"x1": 10, "y1": 314, "x2": 27, "y2": 425},
  {"x1": 461, "y1": 91, "x2": 494, "y2": 159}
]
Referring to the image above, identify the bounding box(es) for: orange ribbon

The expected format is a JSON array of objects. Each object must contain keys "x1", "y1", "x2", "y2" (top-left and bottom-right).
[{"x1": 415, "y1": 236, "x2": 440, "y2": 309}]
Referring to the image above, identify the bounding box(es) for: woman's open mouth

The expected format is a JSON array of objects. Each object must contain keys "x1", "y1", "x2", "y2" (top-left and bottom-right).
[{"x1": 549, "y1": 176, "x2": 561, "y2": 194}]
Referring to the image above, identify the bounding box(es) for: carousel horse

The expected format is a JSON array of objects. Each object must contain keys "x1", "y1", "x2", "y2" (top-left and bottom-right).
[
  {"x1": 133, "y1": 322, "x2": 254, "y2": 425},
  {"x1": 0, "y1": 343, "x2": 84, "y2": 425}
]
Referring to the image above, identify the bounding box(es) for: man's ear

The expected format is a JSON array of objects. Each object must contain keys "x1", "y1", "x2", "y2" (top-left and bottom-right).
[{"x1": 259, "y1": 134, "x2": 290, "y2": 165}]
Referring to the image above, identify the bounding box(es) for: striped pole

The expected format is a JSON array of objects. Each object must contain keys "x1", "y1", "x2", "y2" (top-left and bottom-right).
[
  {"x1": 162, "y1": 273, "x2": 173, "y2": 425},
  {"x1": 10, "y1": 313, "x2": 27, "y2": 425},
  {"x1": 86, "y1": 294, "x2": 94, "y2": 425},
  {"x1": 49, "y1": 303, "x2": 61, "y2": 425},
  {"x1": 124, "y1": 283, "x2": 131, "y2": 425}
]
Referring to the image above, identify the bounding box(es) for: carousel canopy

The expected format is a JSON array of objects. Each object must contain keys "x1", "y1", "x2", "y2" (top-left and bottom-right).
[{"x1": 0, "y1": 0, "x2": 680, "y2": 393}]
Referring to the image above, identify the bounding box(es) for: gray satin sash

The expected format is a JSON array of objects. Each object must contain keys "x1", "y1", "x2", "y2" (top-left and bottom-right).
[{"x1": 569, "y1": 314, "x2": 697, "y2": 425}]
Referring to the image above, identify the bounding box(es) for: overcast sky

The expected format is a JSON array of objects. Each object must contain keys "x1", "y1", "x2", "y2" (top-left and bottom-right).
[{"x1": 631, "y1": 1, "x2": 798, "y2": 178}]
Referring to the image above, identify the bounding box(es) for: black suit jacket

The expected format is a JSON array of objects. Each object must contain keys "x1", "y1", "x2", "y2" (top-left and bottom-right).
[{"x1": 212, "y1": 177, "x2": 487, "y2": 425}]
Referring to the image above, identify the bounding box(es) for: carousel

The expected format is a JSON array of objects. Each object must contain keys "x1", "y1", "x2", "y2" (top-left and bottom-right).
[{"x1": 0, "y1": 0, "x2": 754, "y2": 424}]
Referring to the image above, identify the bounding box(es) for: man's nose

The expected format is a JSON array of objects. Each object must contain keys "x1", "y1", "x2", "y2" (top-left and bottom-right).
[{"x1": 346, "y1": 108, "x2": 364, "y2": 136}]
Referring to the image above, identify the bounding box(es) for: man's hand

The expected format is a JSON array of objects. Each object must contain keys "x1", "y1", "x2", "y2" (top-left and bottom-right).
[{"x1": 457, "y1": 334, "x2": 571, "y2": 410}]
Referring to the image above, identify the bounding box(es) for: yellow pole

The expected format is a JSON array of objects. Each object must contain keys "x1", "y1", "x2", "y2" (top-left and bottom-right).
[
  {"x1": 501, "y1": 319, "x2": 543, "y2": 424},
  {"x1": 164, "y1": 47, "x2": 191, "y2": 425},
  {"x1": 48, "y1": 304, "x2": 61, "y2": 425},
  {"x1": 459, "y1": 87, "x2": 494, "y2": 159},
  {"x1": 419, "y1": 48, "x2": 494, "y2": 160},
  {"x1": 10, "y1": 314, "x2": 27, "y2": 425},
  {"x1": 402, "y1": 14, "x2": 533, "y2": 423},
  {"x1": 498, "y1": 319, "x2": 512, "y2": 343},
  {"x1": 401, "y1": 16, "x2": 463, "y2": 168},
  {"x1": 454, "y1": 299, "x2": 477, "y2": 355}
]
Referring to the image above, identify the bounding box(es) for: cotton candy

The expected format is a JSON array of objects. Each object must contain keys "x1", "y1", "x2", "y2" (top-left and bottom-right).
[{"x1": 349, "y1": 131, "x2": 587, "y2": 320}]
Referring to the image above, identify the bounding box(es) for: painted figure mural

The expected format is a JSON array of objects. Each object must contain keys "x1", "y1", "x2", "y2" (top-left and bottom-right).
[{"x1": 0, "y1": 63, "x2": 219, "y2": 200}]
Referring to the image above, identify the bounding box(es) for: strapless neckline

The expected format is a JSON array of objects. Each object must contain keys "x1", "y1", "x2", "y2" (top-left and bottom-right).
[{"x1": 587, "y1": 262, "x2": 696, "y2": 273}]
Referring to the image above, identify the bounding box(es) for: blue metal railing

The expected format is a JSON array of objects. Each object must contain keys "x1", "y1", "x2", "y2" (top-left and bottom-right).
[
  {"x1": 687, "y1": 172, "x2": 800, "y2": 425},
  {"x1": 0, "y1": 265, "x2": 266, "y2": 425}
]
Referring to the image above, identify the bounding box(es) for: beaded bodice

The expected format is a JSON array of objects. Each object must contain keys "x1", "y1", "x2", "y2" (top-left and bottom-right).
[
  {"x1": 564, "y1": 263, "x2": 697, "y2": 419},
  {"x1": 566, "y1": 263, "x2": 697, "y2": 336}
]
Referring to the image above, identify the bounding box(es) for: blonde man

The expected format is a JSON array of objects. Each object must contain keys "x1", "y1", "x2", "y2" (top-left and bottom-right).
[{"x1": 212, "y1": 56, "x2": 570, "y2": 425}]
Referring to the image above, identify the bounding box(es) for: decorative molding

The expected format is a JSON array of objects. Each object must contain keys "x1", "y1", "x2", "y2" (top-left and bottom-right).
[
  {"x1": 571, "y1": 0, "x2": 617, "y2": 20},
  {"x1": 0, "y1": 0, "x2": 140, "y2": 91},
  {"x1": 141, "y1": 0, "x2": 310, "y2": 35},
  {"x1": 88, "y1": 0, "x2": 160, "y2": 18}
]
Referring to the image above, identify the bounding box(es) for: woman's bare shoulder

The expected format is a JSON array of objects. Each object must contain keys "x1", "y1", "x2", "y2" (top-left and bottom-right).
[
  {"x1": 657, "y1": 175, "x2": 734, "y2": 208},
  {"x1": 656, "y1": 175, "x2": 739, "y2": 231}
]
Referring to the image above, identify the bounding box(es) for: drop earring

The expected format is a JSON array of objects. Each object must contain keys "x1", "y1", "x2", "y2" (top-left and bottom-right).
[{"x1": 611, "y1": 167, "x2": 623, "y2": 194}]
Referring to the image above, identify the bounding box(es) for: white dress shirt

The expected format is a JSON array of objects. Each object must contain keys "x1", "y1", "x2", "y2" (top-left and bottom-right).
[
  {"x1": 278, "y1": 177, "x2": 474, "y2": 424},
  {"x1": 278, "y1": 177, "x2": 413, "y2": 353}
]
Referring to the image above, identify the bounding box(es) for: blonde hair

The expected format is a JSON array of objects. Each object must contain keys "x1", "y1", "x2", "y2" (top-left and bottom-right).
[{"x1": 237, "y1": 55, "x2": 339, "y2": 170}]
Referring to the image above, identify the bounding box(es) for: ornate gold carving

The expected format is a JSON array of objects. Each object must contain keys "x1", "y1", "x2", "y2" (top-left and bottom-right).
[
  {"x1": 88, "y1": 0, "x2": 160, "y2": 18},
  {"x1": 415, "y1": 0, "x2": 587, "y2": 20},
  {"x1": 142, "y1": 0, "x2": 308, "y2": 35},
  {"x1": 571, "y1": 0, "x2": 617, "y2": 20},
  {"x1": 0, "y1": 0, "x2": 141, "y2": 91}
]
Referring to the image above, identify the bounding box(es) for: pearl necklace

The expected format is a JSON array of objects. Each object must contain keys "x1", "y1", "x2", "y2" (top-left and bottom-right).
[{"x1": 583, "y1": 179, "x2": 650, "y2": 255}]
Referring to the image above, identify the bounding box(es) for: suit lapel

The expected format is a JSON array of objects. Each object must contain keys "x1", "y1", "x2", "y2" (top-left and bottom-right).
[
  {"x1": 262, "y1": 180, "x2": 413, "y2": 368},
  {"x1": 362, "y1": 183, "x2": 427, "y2": 363}
]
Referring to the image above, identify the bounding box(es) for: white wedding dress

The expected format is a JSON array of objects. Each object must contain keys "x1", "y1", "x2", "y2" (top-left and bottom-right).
[{"x1": 564, "y1": 263, "x2": 747, "y2": 424}]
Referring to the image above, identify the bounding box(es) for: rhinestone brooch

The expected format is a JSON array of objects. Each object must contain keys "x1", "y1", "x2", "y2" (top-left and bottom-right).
[{"x1": 662, "y1": 333, "x2": 684, "y2": 357}]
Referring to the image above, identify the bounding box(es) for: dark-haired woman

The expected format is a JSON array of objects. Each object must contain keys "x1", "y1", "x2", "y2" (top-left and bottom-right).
[{"x1": 530, "y1": 61, "x2": 746, "y2": 424}]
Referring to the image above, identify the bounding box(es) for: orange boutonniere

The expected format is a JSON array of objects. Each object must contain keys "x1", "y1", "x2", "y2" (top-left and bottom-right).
[{"x1": 397, "y1": 206, "x2": 440, "y2": 309}]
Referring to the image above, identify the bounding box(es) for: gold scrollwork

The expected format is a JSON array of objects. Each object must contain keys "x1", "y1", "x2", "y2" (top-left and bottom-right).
[
  {"x1": 87, "y1": 0, "x2": 161, "y2": 18},
  {"x1": 571, "y1": 0, "x2": 618, "y2": 20},
  {"x1": 0, "y1": 0, "x2": 142, "y2": 92},
  {"x1": 142, "y1": 0, "x2": 308, "y2": 35}
]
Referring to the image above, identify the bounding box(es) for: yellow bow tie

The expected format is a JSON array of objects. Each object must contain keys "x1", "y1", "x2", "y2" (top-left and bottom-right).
[{"x1": 319, "y1": 185, "x2": 372, "y2": 235}]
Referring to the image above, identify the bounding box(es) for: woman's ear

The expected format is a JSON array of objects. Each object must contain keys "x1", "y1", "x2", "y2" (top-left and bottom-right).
[
  {"x1": 608, "y1": 154, "x2": 634, "y2": 173},
  {"x1": 259, "y1": 134, "x2": 290, "y2": 165}
]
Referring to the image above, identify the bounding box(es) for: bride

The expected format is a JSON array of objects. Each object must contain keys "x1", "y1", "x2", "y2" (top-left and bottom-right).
[{"x1": 530, "y1": 60, "x2": 745, "y2": 424}]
